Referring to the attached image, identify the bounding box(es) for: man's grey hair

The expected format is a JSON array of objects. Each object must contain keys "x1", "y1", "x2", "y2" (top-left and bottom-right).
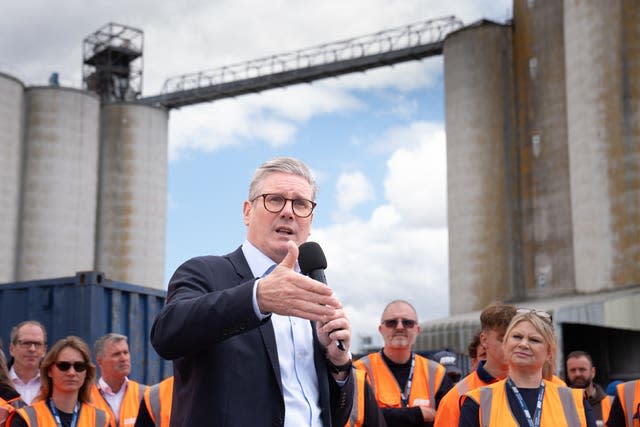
[
  {"x1": 10, "y1": 320, "x2": 47, "y2": 345},
  {"x1": 248, "y1": 157, "x2": 318, "y2": 201},
  {"x1": 94, "y1": 333, "x2": 128, "y2": 358}
]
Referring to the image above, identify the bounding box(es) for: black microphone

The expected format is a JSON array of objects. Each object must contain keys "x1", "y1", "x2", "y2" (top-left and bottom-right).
[{"x1": 298, "y1": 241, "x2": 345, "y2": 351}]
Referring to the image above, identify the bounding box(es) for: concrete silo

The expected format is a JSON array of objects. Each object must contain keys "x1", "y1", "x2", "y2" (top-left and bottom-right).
[
  {"x1": 444, "y1": 22, "x2": 517, "y2": 315},
  {"x1": 564, "y1": 0, "x2": 640, "y2": 293},
  {"x1": 512, "y1": 0, "x2": 575, "y2": 299},
  {"x1": 17, "y1": 87, "x2": 100, "y2": 280},
  {"x1": 95, "y1": 103, "x2": 168, "y2": 289},
  {"x1": 0, "y1": 73, "x2": 24, "y2": 283}
]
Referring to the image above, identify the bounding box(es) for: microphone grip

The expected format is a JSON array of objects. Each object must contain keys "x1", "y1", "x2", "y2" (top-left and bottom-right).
[{"x1": 308, "y1": 269, "x2": 346, "y2": 352}]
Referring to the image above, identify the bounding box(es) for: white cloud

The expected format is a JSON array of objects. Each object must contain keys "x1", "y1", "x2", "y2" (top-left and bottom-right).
[
  {"x1": 335, "y1": 171, "x2": 375, "y2": 217},
  {"x1": 313, "y1": 122, "x2": 449, "y2": 352}
]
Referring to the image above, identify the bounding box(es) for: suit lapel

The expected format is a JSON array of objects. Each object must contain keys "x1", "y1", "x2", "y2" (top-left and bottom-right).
[{"x1": 227, "y1": 247, "x2": 283, "y2": 395}]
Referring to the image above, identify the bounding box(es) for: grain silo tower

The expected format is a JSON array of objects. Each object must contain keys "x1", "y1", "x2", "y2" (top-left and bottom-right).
[
  {"x1": 16, "y1": 87, "x2": 100, "y2": 280},
  {"x1": 83, "y1": 23, "x2": 168, "y2": 289},
  {"x1": 563, "y1": 0, "x2": 640, "y2": 293},
  {"x1": 0, "y1": 73, "x2": 24, "y2": 282},
  {"x1": 444, "y1": 22, "x2": 517, "y2": 315}
]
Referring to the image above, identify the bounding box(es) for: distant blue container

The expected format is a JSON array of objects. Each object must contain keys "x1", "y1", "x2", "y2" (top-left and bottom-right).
[{"x1": 0, "y1": 271, "x2": 171, "y2": 385}]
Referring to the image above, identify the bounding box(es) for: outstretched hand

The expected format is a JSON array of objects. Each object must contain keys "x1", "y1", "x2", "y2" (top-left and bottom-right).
[{"x1": 256, "y1": 241, "x2": 341, "y2": 322}]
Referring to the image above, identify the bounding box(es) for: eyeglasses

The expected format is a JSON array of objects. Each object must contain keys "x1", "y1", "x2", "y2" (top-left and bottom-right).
[
  {"x1": 517, "y1": 308, "x2": 552, "y2": 323},
  {"x1": 55, "y1": 361, "x2": 87, "y2": 372},
  {"x1": 381, "y1": 318, "x2": 417, "y2": 329},
  {"x1": 16, "y1": 340, "x2": 45, "y2": 349},
  {"x1": 252, "y1": 194, "x2": 316, "y2": 218}
]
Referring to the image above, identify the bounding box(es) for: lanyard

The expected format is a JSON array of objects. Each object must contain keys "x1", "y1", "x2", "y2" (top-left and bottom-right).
[
  {"x1": 381, "y1": 350, "x2": 416, "y2": 407},
  {"x1": 506, "y1": 377, "x2": 545, "y2": 427},
  {"x1": 48, "y1": 399, "x2": 79, "y2": 427}
]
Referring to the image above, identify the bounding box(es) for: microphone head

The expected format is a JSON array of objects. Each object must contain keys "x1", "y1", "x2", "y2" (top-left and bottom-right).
[{"x1": 298, "y1": 241, "x2": 327, "y2": 274}]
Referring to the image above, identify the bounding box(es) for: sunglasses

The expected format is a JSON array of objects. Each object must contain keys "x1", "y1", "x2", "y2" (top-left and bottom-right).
[
  {"x1": 55, "y1": 361, "x2": 87, "y2": 372},
  {"x1": 517, "y1": 308, "x2": 552, "y2": 322},
  {"x1": 381, "y1": 318, "x2": 417, "y2": 329}
]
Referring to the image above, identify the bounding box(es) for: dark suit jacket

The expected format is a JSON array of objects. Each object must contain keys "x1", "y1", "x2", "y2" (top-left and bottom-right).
[{"x1": 151, "y1": 247, "x2": 353, "y2": 427}]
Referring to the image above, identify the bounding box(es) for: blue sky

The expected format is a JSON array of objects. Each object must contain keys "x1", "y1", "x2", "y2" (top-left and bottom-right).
[{"x1": 1, "y1": 0, "x2": 511, "y2": 350}]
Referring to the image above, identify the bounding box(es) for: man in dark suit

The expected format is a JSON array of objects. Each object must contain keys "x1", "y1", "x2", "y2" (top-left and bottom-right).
[{"x1": 151, "y1": 157, "x2": 354, "y2": 427}]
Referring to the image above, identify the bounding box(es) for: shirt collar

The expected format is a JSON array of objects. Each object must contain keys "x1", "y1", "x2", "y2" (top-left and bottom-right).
[
  {"x1": 9, "y1": 365, "x2": 40, "y2": 384},
  {"x1": 242, "y1": 240, "x2": 300, "y2": 277},
  {"x1": 98, "y1": 376, "x2": 129, "y2": 395}
]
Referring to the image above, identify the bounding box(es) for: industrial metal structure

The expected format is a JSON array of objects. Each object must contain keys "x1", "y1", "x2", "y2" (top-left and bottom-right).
[
  {"x1": 83, "y1": 22, "x2": 143, "y2": 102},
  {"x1": 0, "y1": 271, "x2": 171, "y2": 384},
  {"x1": 139, "y1": 16, "x2": 463, "y2": 108}
]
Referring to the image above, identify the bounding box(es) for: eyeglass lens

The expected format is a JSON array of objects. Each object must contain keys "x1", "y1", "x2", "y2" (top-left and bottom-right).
[
  {"x1": 17, "y1": 340, "x2": 44, "y2": 349},
  {"x1": 259, "y1": 194, "x2": 315, "y2": 217},
  {"x1": 55, "y1": 361, "x2": 87, "y2": 372},
  {"x1": 383, "y1": 318, "x2": 417, "y2": 328}
]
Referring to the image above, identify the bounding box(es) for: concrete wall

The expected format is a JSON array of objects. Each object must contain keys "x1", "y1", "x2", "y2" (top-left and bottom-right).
[
  {"x1": 17, "y1": 87, "x2": 100, "y2": 280},
  {"x1": 564, "y1": 0, "x2": 640, "y2": 293},
  {"x1": 444, "y1": 22, "x2": 516, "y2": 315},
  {"x1": 95, "y1": 103, "x2": 168, "y2": 289},
  {"x1": 512, "y1": 0, "x2": 576, "y2": 299},
  {"x1": 0, "y1": 73, "x2": 24, "y2": 282}
]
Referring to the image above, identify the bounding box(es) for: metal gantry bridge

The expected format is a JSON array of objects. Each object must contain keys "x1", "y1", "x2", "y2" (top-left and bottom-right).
[{"x1": 138, "y1": 16, "x2": 464, "y2": 109}]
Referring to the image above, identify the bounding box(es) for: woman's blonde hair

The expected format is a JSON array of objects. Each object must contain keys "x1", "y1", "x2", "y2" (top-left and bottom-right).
[{"x1": 504, "y1": 310, "x2": 556, "y2": 380}]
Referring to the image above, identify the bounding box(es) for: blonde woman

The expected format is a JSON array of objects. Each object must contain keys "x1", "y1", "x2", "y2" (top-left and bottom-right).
[{"x1": 459, "y1": 310, "x2": 597, "y2": 427}]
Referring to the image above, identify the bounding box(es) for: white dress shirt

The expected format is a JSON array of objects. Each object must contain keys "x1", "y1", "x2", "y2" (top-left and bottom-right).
[
  {"x1": 97, "y1": 376, "x2": 130, "y2": 423},
  {"x1": 243, "y1": 240, "x2": 323, "y2": 427},
  {"x1": 9, "y1": 366, "x2": 41, "y2": 405}
]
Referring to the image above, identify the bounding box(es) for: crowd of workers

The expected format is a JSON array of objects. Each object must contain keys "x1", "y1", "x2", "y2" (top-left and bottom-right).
[{"x1": 1, "y1": 157, "x2": 638, "y2": 426}]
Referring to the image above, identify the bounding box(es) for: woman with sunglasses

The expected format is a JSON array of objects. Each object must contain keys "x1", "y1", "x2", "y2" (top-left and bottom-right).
[
  {"x1": 7, "y1": 336, "x2": 109, "y2": 427},
  {"x1": 459, "y1": 310, "x2": 597, "y2": 427}
]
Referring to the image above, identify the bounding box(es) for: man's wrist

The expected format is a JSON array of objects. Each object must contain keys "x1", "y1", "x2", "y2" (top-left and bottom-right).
[{"x1": 327, "y1": 358, "x2": 352, "y2": 374}]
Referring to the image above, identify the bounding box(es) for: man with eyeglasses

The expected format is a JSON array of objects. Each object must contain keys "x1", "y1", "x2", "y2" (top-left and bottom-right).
[
  {"x1": 354, "y1": 300, "x2": 452, "y2": 427},
  {"x1": 7, "y1": 320, "x2": 47, "y2": 405},
  {"x1": 151, "y1": 157, "x2": 353, "y2": 427}
]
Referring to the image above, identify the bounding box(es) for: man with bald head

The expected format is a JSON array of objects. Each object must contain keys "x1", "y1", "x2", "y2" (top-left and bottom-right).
[{"x1": 355, "y1": 300, "x2": 452, "y2": 427}]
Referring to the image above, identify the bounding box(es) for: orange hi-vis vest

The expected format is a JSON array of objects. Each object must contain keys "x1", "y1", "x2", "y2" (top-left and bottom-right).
[
  {"x1": 8, "y1": 400, "x2": 109, "y2": 427},
  {"x1": 354, "y1": 352, "x2": 446, "y2": 409},
  {"x1": 464, "y1": 379, "x2": 586, "y2": 427},
  {"x1": 616, "y1": 379, "x2": 640, "y2": 427},
  {"x1": 345, "y1": 368, "x2": 366, "y2": 427},
  {"x1": 143, "y1": 377, "x2": 173, "y2": 427},
  {"x1": 90, "y1": 381, "x2": 148, "y2": 427},
  {"x1": 593, "y1": 394, "x2": 613, "y2": 424},
  {"x1": 434, "y1": 369, "x2": 497, "y2": 427}
]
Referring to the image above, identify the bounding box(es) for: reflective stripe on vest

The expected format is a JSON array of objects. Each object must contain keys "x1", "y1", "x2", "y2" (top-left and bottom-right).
[
  {"x1": 557, "y1": 386, "x2": 581, "y2": 427},
  {"x1": 622, "y1": 380, "x2": 639, "y2": 427},
  {"x1": 479, "y1": 387, "x2": 492, "y2": 427},
  {"x1": 96, "y1": 408, "x2": 107, "y2": 427},
  {"x1": 22, "y1": 406, "x2": 39, "y2": 427},
  {"x1": 149, "y1": 382, "x2": 162, "y2": 425},
  {"x1": 346, "y1": 368, "x2": 366, "y2": 427}
]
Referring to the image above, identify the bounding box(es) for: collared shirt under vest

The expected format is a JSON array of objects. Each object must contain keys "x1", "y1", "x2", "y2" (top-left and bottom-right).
[
  {"x1": 354, "y1": 352, "x2": 446, "y2": 409},
  {"x1": 464, "y1": 378, "x2": 587, "y2": 427},
  {"x1": 90, "y1": 381, "x2": 147, "y2": 427},
  {"x1": 8, "y1": 400, "x2": 109, "y2": 427},
  {"x1": 142, "y1": 377, "x2": 173, "y2": 427}
]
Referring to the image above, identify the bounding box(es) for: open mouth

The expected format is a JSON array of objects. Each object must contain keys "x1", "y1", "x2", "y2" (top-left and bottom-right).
[{"x1": 276, "y1": 227, "x2": 294, "y2": 235}]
